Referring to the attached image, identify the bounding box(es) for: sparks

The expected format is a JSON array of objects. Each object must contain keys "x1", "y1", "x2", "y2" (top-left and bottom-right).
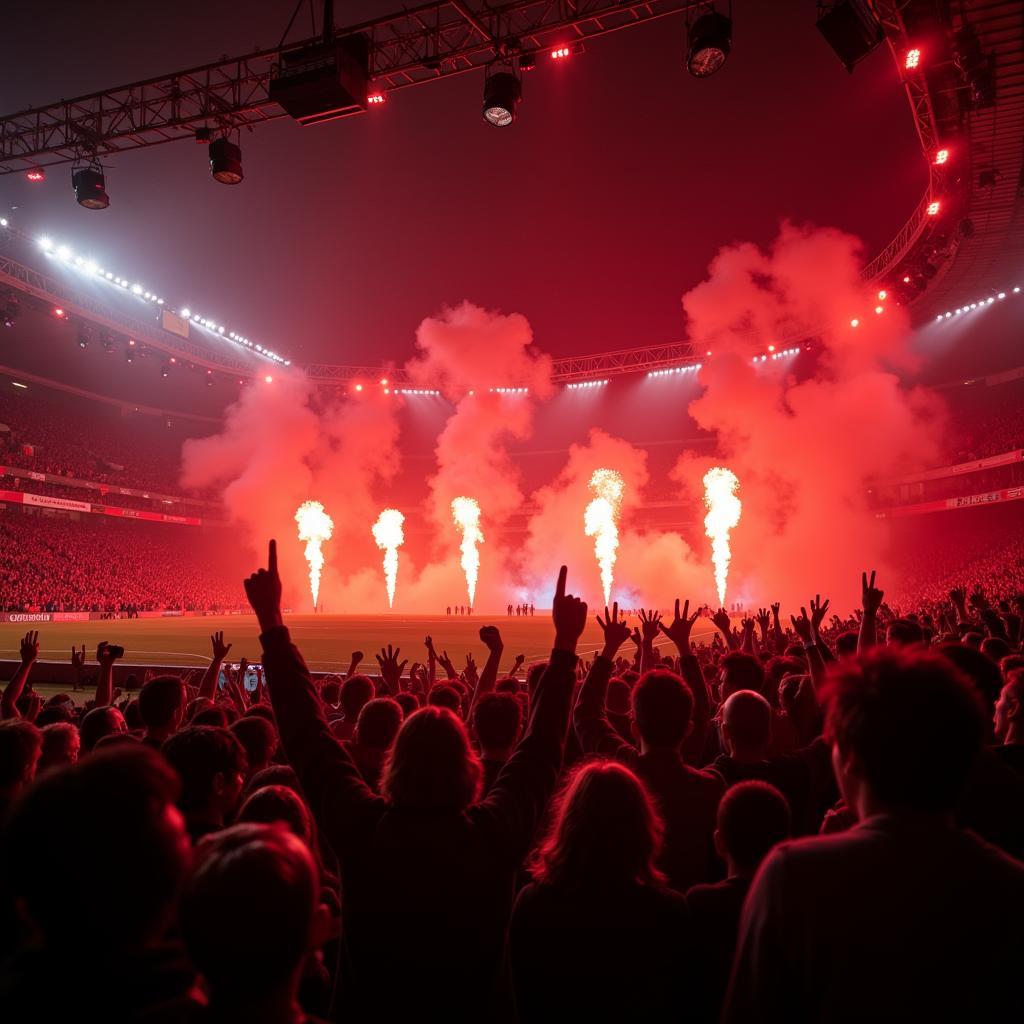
[
  {"x1": 451, "y1": 496, "x2": 483, "y2": 608},
  {"x1": 371, "y1": 508, "x2": 405, "y2": 608},
  {"x1": 584, "y1": 468, "x2": 624, "y2": 605},
  {"x1": 294, "y1": 500, "x2": 334, "y2": 611},
  {"x1": 703, "y1": 467, "x2": 741, "y2": 605}
]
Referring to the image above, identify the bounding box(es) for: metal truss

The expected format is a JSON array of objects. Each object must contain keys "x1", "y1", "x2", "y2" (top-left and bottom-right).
[
  {"x1": 0, "y1": 0, "x2": 696, "y2": 174},
  {"x1": 0, "y1": 254, "x2": 249, "y2": 373}
]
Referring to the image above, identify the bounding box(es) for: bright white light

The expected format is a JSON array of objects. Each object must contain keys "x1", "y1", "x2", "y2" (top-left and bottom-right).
[
  {"x1": 105, "y1": 272, "x2": 114, "y2": 280},
  {"x1": 57, "y1": 245, "x2": 72, "y2": 260},
  {"x1": 998, "y1": 292, "x2": 1006, "y2": 299},
  {"x1": 131, "y1": 284, "x2": 143, "y2": 295},
  {"x1": 0, "y1": 218, "x2": 7, "y2": 227},
  {"x1": 39, "y1": 237, "x2": 52, "y2": 251},
  {"x1": 181, "y1": 307, "x2": 191, "y2": 318},
  {"x1": 850, "y1": 318, "x2": 859, "y2": 327}
]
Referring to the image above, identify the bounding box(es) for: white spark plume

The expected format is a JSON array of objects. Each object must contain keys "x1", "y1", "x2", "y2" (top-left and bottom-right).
[
  {"x1": 584, "y1": 468, "x2": 625, "y2": 605},
  {"x1": 451, "y1": 496, "x2": 483, "y2": 607},
  {"x1": 703, "y1": 467, "x2": 741, "y2": 605},
  {"x1": 371, "y1": 508, "x2": 405, "y2": 608},
  {"x1": 295, "y1": 500, "x2": 334, "y2": 610}
]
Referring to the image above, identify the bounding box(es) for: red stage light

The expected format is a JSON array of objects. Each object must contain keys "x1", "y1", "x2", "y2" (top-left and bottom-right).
[
  {"x1": 53, "y1": 307, "x2": 65, "y2": 318},
  {"x1": 551, "y1": 46, "x2": 571, "y2": 59},
  {"x1": 264, "y1": 375, "x2": 273, "y2": 384},
  {"x1": 877, "y1": 289, "x2": 887, "y2": 300},
  {"x1": 367, "y1": 92, "x2": 386, "y2": 105},
  {"x1": 904, "y1": 48, "x2": 921, "y2": 70},
  {"x1": 927, "y1": 200, "x2": 941, "y2": 216},
  {"x1": 903, "y1": 275, "x2": 911, "y2": 283},
  {"x1": 355, "y1": 383, "x2": 363, "y2": 392},
  {"x1": 850, "y1": 318, "x2": 859, "y2": 328},
  {"x1": 934, "y1": 148, "x2": 949, "y2": 165},
  {"x1": 874, "y1": 305, "x2": 884, "y2": 315},
  {"x1": 26, "y1": 168, "x2": 45, "y2": 182},
  {"x1": 380, "y1": 378, "x2": 388, "y2": 386}
]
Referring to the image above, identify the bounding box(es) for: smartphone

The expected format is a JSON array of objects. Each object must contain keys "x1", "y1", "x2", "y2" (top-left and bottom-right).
[{"x1": 217, "y1": 664, "x2": 262, "y2": 692}]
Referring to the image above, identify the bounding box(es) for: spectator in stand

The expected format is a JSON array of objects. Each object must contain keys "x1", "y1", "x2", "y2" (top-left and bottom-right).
[
  {"x1": 230, "y1": 715, "x2": 279, "y2": 785},
  {"x1": 994, "y1": 670, "x2": 1024, "y2": 777},
  {"x1": 472, "y1": 692, "x2": 522, "y2": 795},
  {"x1": 138, "y1": 675, "x2": 187, "y2": 749},
  {"x1": 79, "y1": 705, "x2": 127, "y2": 753},
  {"x1": 245, "y1": 542, "x2": 584, "y2": 1021},
  {"x1": 686, "y1": 781, "x2": 791, "y2": 1022},
  {"x1": 723, "y1": 648, "x2": 1024, "y2": 1022},
  {"x1": 345, "y1": 698, "x2": 402, "y2": 792},
  {"x1": 0, "y1": 746, "x2": 194, "y2": 1020},
  {"x1": 37, "y1": 722, "x2": 80, "y2": 773},
  {"x1": 511, "y1": 761, "x2": 692, "y2": 1020},
  {"x1": 0, "y1": 721, "x2": 42, "y2": 822},
  {"x1": 162, "y1": 725, "x2": 247, "y2": 842},
  {"x1": 329, "y1": 675, "x2": 374, "y2": 742},
  {"x1": 180, "y1": 823, "x2": 328, "y2": 1024}
]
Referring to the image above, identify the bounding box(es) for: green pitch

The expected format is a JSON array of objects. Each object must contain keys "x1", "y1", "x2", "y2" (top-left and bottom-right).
[{"x1": 1, "y1": 612, "x2": 718, "y2": 676}]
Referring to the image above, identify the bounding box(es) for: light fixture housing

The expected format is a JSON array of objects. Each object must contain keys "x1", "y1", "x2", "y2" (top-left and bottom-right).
[
  {"x1": 687, "y1": 10, "x2": 732, "y2": 77},
  {"x1": 209, "y1": 138, "x2": 244, "y2": 184},
  {"x1": 483, "y1": 71, "x2": 521, "y2": 127},
  {"x1": 72, "y1": 166, "x2": 110, "y2": 210}
]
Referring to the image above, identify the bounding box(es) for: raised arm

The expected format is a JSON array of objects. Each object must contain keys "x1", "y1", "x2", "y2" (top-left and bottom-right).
[
  {"x1": 94, "y1": 641, "x2": 122, "y2": 708},
  {"x1": 858, "y1": 570, "x2": 884, "y2": 654},
  {"x1": 1, "y1": 631, "x2": 39, "y2": 720},
  {"x1": 468, "y1": 625, "x2": 504, "y2": 724},
  {"x1": 790, "y1": 607, "x2": 827, "y2": 697},
  {"x1": 199, "y1": 630, "x2": 232, "y2": 700},
  {"x1": 375, "y1": 644, "x2": 407, "y2": 695},
  {"x1": 345, "y1": 649, "x2": 364, "y2": 679},
  {"x1": 246, "y1": 540, "x2": 382, "y2": 854},
  {"x1": 659, "y1": 599, "x2": 713, "y2": 764},
  {"x1": 478, "y1": 566, "x2": 587, "y2": 859},
  {"x1": 713, "y1": 607, "x2": 739, "y2": 651},
  {"x1": 573, "y1": 602, "x2": 634, "y2": 758}
]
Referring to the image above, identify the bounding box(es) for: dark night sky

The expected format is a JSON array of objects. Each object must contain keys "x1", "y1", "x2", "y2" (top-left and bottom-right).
[{"x1": 0, "y1": 1, "x2": 926, "y2": 368}]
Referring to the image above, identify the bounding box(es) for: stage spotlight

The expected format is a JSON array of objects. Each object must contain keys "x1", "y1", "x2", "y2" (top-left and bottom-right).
[
  {"x1": 927, "y1": 200, "x2": 941, "y2": 216},
  {"x1": 209, "y1": 137, "x2": 243, "y2": 184},
  {"x1": 53, "y1": 307, "x2": 65, "y2": 318},
  {"x1": 26, "y1": 168, "x2": 45, "y2": 182},
  {"x1": 483, "y1": 70, "x2": 521, "y2": 127},
  {"x1": 904, "y1": 48, "x2": 921, "y2": 70},
  {"x1": 160, "y1": 364, "x2": 170, "y2": 378},
  {"x1": 686, "y1": 7, "x2": 732, "y2": 77},
  {"x1": 77, "y1": 329, "x2": 90, "y2": 350},
  {"x1": 816, "y1": 1, "x2": 883, "y2": 73},
  {"x1": 519, "y1": 51, "x2": 537, "y2": 72},
  {"x1": 72, "y1": 164, "x2": 110, "y2": 210},
  {"x1": 367, "y1": 91, "x2": 386, "y2": 105},
  {"x1": 935, "y1": 148, "x2": 949, "y2": 165}
]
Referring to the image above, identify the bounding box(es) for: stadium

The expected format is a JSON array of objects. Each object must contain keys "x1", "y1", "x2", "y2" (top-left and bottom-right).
[{"x1": 1, "y1": 2, "x2": 1023, "y2": 1021}]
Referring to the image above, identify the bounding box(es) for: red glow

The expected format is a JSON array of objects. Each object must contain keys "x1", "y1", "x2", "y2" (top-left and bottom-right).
[
  {"x1": 903, "y1": 275, "x2": 911, "y2": 283},
  {"x1": 927, "y1": 200, "x2": 941, "y2": 216},
  {"x1": 52, "y1": 307, "x2": 65, "y2": 318},
  {"x1": 934, "y1": 148, "x2": 949, "y2": 165},
  {"x1": 380, "y1": 378, "x2": 388, "y2": 385},
  {"x1": 551, "y1": 46, "x2": 571, "y2": 60},
  {"x1": 367, "y1": 92, "x2": 386, "y2": 105},
  {"x1": 264, "y1": 375, "x2": 273, "y2": 384},
  {"x1": 874, "y1": 305, "x2": 884, "y2": 315},
  {"x1": 355, "y1": 383, "x2": 363, "y2": 392},
  {"x1": 877, "y1": 289, "x2": 887, "y2": 300},
  {"x1": 904, "y1": 48, "x2": 921, "y2": 70},
  {"x1": 26, "y1": 169, "x2": 45, "y2": 182}
]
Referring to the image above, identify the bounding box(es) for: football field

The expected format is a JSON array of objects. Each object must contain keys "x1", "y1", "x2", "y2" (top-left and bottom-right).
[{"x1": 0, "y1": 611, "x2": 718, "y2": 677}]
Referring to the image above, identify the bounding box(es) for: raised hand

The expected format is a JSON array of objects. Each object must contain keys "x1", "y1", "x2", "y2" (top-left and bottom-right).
[
  {"x1": 861, "y1": 570, "x2": 884, "y2": 617},
  {"x1": 596, "y1": 602, "x2": 632, "y2": 659},
  {"x1": 71, "y1": 644, "x2": 86, "y2": 670},
  {"x1": 790, "y1": 607, "x2": 813, "y2": 643},
  {"x1": 660, "y1": 598, "x2": 701, "y2": 654},
  {"x1": 19, "y1": 630, "x2": 39, "y2": 665},
  {"x1": 512, "y1": 653, "x2": 525, "y2": 675},
  {"x1": 424, "y1": 635, "x2": 436, "y2": 654},
  {"x1": 210, "y1": 630, "x2": 232, "y2": 662},
  {"x1": 756, "y1": 607, "x2": 771, "y2": 634},
  {"x1": 438, "y1": 649, "x2": 457, "y2": 679},
  {"x1": 479, "y1": 625, "x2": 504, "y2": 654},
  {"x1": 96, "y1": 641, "x2": 123, "y2": 666},
  {"x1": 969, "y1": 587, "x2": 989, "y2": 611},
  {"x1": 809, "y1": 595, "x2": 830, "y2": 637},
  {"x1": 375, "y1": 644, "x2": 408, "y2": 693},
  {"x1": 638, "y1": 608, "x2": 662, "y2": 646},
  {"x1": 712, "y1": 607, "x2": 732, "y2": 635},
  {"x1": 552, "y1": 565, "x2": 588, "y2": 652},
  {"x1": 244, "y1": 539, "x2": 284, "y2": 632},
  {"x1": 464, "y1": 653, "x2": 479, "y2": 685},
  {"x1": 949, "y1": 587, "x2": 966, "y2": 609}
]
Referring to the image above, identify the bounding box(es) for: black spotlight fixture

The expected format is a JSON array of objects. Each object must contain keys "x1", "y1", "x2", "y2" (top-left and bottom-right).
[
  {"x1": 816, "y1": 1, "x2": 883, "y2": 74},
  {"x1": 209, "y1": 136, "x2": 243, "y2": 184},
  {"x1": 483, "y1": 69, "x2": 521, "y2": 127},
  {"x1": 686, "y1": 3, "x2": 732, "y2": 78},
  {"x1": 77, "y1": 328, "x2": 91, "y2": 350},
  {"x1": 72, "y1": 163, "x2": 110, "y2": 210}
]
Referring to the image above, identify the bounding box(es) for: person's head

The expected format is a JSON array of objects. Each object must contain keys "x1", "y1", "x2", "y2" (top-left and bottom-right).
[
  {"x1": 835, "y1": 631, "x2": 859, "y2": 659},
  {"x1": 0, "y1": 720, "x2": 43, "y2": 800},
  {"x1": 38, "y1": 722, "x2": 80, "y2": 773},
  {"x1": 185, "y1": 696, "x2": 216, "y2": 723},
  {"x1": 631, "y1": 669, "x2": 694, "y2": 749},
  {"x1": 765, "y1": 657, "x2": 805, "y2": 700},
  {"x1": 79, "y1": 705, "x2": 127, "y2": 752},
  {"x1": 886, "y1": 618, "x2": 925, "y2": 648},
  {"x1": 181, "y1": 824, "x2": 323, "y2": 1004},
  {"x1": 1001, "y1": 654, "x2": 1024, "y2": 681},
  {"x1": 162, "y1": 725, "x2": 248, "y2": 826},
  {"x1": 472, "y1": 692, "x2": 522, "y2": 756},
  {"x1": 381, "y1": 706, "x2": 481, "y2": 811},
  {"x1": 393, "y1": 692, "x2": 420, "y2": 718},
  {"x1": 340, "y1": 674, "x2": 374, "y2": 721},
  {"x1": 981, "y1": 636, "x2": 1011, "y2": 663},
  {"x1": 354, "y1": 697, "x2": 402, "y2": 752},
  {"x1": 720, "y1": 690, "x2": 772, "y2": 758},
  {"x1": 427, "y1": 684, "x2": 462, "y2": 714},
  {"x1": 606, "y1": 678, "x2": 632, "y2": 716},
  {"x1": 245, "y1": 764, "x2": 301, "y2": 798},
  {"x1": 319, "y1": 676, "x2": 342, "y2": 707},
  {"x1": 719, "y1": 652, "x2": 766, "y2": 700},
  {"x1": 5, "y1": 745, "x2": 189, "y2": 950},
  {"x1": 193, "y1": 705, "x2": 230, "y2": 728},
  {"x1": 230, "y1": 716, "x2": 278, "y2": 777},
  {"x1": 243, "y1": 704, "x2": 276, "y2": 724},
  {"x1": 938, "y1": 642, "x2": 1003, "y2": 724},
  {"x1": 825, "y1": 649, "x2": 985, "y2": 817},
  {"x1": 994, "y1": 671, "x2": 1024, "y2": 743},
  {"x1": 532, "y1": 760, "x2": 664, "y2": 889},
  {"x1": 714, "y1": 780, "x2": 791, "y2": 877},
  {"x1": 237, "y1": 785, "x2": 314, "y2": 847},
  {"x1": 34, "y1": 701, "x2": 75, "y2": 727},
  {"x1": 138, "y1": 675, "x2": 186, "y2": 736},
  {"x1": 494, "y1": 677, "x2": 521, "y2": 696}
]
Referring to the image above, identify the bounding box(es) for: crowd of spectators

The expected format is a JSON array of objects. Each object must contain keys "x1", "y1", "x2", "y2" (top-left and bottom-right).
[
  {"x1": 944, "y1": 376, "x2": 1024, "y2": 463},
  {"x1": 1, "y1": 546, "x2": 1023, "y2": 1022},
  {"x1": 0, "y1": 512, "x2": 244, "y2": 613}
]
